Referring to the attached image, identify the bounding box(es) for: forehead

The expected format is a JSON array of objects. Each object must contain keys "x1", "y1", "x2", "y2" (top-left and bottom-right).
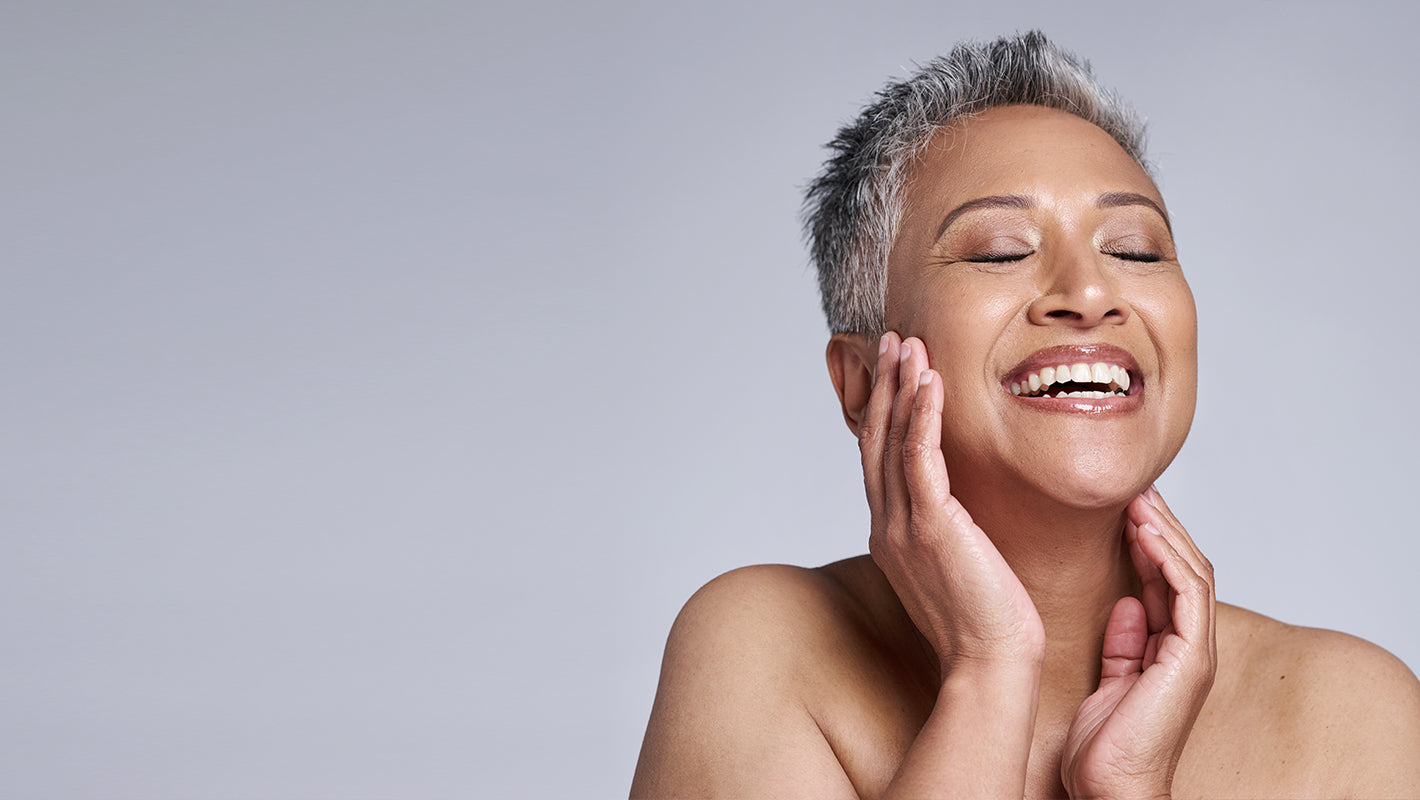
[{"x1": 903, "y1": 105, "x2": 1163, "y2": 214}]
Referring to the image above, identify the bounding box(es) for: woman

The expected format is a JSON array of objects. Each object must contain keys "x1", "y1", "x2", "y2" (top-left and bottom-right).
[{"x1": 631, "y1": 32, "x2": 1420, "y2": 798}]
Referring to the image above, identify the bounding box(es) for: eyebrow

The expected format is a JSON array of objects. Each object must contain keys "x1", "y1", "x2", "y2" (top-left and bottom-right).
[
  {"x1": 933, "y1": 190, "x2": 1174, "y2": 240},
  {"x1": 1097, "y1": 191, "x2": 1172, "y2": 233},
  {"x1": 935, "y1": 194, "x2": 1035, "y2": 240}
]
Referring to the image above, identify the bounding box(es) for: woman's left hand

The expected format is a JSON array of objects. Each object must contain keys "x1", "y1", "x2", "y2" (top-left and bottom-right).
[{"x1": 1060, "y1": 486, "x2": 1217, "y2": 799}]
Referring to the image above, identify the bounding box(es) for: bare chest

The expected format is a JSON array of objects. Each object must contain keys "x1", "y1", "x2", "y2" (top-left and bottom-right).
[{"x1": 812, "y1": 667, "x2": 1327, "y2": 800}]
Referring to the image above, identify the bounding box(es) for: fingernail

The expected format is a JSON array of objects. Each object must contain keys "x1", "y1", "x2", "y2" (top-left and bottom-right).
[
  {"x1": 879, "y1": 334, "x2": 890, "y2": 355},
  {"x1": 919, "y1": 371, "x2": 932, "y2": 386},
  {"x1": 900, "y1": 340, "x2": 911, "y2": 359}
]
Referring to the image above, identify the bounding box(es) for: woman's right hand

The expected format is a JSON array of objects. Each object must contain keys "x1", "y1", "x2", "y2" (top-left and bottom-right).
[{"x1": 861, "y1": 333, "x2": 1046, "y2": 669}]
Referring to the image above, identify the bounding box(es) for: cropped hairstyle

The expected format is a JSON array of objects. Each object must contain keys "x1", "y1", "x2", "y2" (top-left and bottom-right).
[{"x1": 802, "y1": 31, "x2": 1150, "y2": 335}]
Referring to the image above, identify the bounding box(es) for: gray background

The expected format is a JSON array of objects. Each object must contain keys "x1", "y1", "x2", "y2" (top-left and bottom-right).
[{"x1": 6, "y1": 1, "x2": 1417, "y2": 797}]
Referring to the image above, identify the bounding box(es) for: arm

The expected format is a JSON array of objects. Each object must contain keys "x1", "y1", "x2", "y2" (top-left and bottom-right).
[
  {"x1": 865, "y1": 334, "x2": 1046, "y2": 799},
  {"x1": 1060, "y1": 487, "x2": 1217, "y2": 799},
  {"x1": 630, "y1": 566, "x2": 860, "y2": 799},
  {"x1": 632, "y1": 334, "x2": 1047, "y2": 798}
]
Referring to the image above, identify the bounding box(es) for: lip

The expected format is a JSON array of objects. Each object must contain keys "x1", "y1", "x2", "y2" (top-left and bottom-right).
[{"x1": 1002, "y1": 343, "x2": 1144, "y2": 414}]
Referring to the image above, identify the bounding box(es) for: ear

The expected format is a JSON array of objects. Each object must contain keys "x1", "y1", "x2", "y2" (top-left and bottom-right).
[{"x1": 826, "y1": 332, "x2": 878, "y2": 436}]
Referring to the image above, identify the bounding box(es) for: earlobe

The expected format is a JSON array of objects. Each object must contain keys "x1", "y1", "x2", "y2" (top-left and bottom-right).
[{"x1": 826, "y1": 333, "x2": 877, "y2": 436}]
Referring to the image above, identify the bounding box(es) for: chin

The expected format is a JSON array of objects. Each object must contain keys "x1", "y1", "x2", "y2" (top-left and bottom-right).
[{"x1": 1022, "y1": 453, "x2": 1154, "y2": 511}]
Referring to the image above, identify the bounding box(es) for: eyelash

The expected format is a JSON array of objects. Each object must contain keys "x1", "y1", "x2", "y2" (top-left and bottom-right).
[
  {"x1": 968, "y1": 251, "x2": 1032, "y2": 263},
  {"x1": 1104, "y1": 250, "x2": 1162, "y2": 263},
  {"x1": 967, "y1": 250, "x2": 1162, "y2": 264}
]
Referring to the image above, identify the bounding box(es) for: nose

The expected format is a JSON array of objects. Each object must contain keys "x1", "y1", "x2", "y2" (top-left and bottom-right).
[{"x1": 1026, "y1": 244, "x2": 1130, "y2": 328}]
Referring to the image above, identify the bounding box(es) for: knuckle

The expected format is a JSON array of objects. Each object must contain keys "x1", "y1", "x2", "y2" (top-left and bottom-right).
[
  {"x1": 1176, "y1": 567, "x2": 1205, "y2": 592},
  {"x1": 911, "y1": 393, "x2": 934, "y2": 414},
  {"x1": 901, "y1": 521, "x2": 935, "y2": 547},
  {"x1": 899, "y1": 437, "x2": 934, "y2": 462},
  {"x1": 1199, "y1": 555, "x2": 1216, "y2": 579},
  {"x1": 883, "y1": 427, "x2": 907, "y2": 453},
  {"x1": 937, "y1": 498, "x2": 969, "y2": 528},
  {"x1": 1185, "y1": 575, "x2": 1212, "y2": 602},
  {"x1": 867, "y1": 531, "x2": 885, "y2": 559},
  {"x1": 857, "y1": 422, "x2": 882, "y2": 449},
  {"x1": 892, "y1": 393, "x2": 916, "y2": 420},
  {"x1": 882, "y1": 506, "x2": 908, "y2": 533},
  {"x1": 1190, "y1": 662, "x2": 1218, "y2": 691}
]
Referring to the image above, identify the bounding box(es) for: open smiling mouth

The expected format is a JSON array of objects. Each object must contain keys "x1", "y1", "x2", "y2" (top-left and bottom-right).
[{"x1": 1009, "y1": 362, "x2": 1133, "y2": 399}]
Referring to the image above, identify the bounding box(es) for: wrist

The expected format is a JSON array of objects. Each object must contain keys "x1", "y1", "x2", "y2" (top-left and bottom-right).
[
  {"x1": 942, "y1": 639, "x2": 1047, "y2": 676},
  {"x1": 938, "y1": 654, "x2": 1043, "y2": 705},
  {"x1": 1065, "y1": 768, "x2": 1174, "y2": 800}
]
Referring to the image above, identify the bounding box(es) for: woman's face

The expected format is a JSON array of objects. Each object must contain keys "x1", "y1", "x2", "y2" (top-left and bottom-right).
[{"x1": 885, "y1": 105, "x2": 1197, "y2": 510}]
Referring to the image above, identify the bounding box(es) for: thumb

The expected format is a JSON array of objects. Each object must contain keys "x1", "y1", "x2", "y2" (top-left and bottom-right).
[{"x1": 1100, "y1": 596, "x2": 1148, "y2": 680}]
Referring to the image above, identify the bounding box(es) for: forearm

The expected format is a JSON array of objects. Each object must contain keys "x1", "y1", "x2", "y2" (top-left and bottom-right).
[{"x1": 882, "y1": 659, "x2": 1043, "y2": 799}]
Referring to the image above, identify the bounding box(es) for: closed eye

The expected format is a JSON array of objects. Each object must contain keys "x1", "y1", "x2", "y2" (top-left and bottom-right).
[
  {"x1": 1103, "y1": 250, "x2": 1161, "y2": 263},
  {"x1": 968, "y1": 251, "x2": 1033, "y2": 263}
]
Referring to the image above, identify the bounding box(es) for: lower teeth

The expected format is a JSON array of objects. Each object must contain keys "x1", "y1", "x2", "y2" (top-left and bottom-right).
[{"x1": 1036, "y1": 390, "x2": 1125, "y2": 398}]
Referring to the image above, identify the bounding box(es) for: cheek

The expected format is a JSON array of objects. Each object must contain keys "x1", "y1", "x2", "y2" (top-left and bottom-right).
[
  {"x1": 1133, "y1": 279, "x2": 1197, "y2": 353},
  {"x1": 1164, "y1": 288, "x2": 1198, "y2": 371},
  {"x1": 1135, "y1": 281, "x2": 1199, "y2": 428},
  {"x1": 916, "y1": 291, "x2": 1020, "y2": 377},
  {"x1": 1169, "y1": 279, "x2": 1199, "y2": 338}
]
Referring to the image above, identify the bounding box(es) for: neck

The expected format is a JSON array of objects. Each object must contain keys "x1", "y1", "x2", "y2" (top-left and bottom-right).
[{"x1": 957, "y1": 484, "x2": 1141, "y2": 703}]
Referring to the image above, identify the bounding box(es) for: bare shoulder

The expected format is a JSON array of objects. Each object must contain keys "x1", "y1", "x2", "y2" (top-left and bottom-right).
[
  {"x1": 630, "y1": 563, "x2": 872, "y2": 799},
  {"x1": 1219, "y1": 603, "x2": 1420, "y2": 724},
  {"x1": 1207, "y1": 603, "x2": 1420, "y2": 795},
  {"x1": 660, "y1": 562, "x2": 869, "y2": 655},
  {"x1": 647, "y1": 562, "x2": 881, "y2": 693}
]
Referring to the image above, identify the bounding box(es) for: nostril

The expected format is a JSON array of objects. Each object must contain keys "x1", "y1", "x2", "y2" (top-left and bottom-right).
[{"x1": 1045, "y1": 309, "x2": 1078, "y2": 319}]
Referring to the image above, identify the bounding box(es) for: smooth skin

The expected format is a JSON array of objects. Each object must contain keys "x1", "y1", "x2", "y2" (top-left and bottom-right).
[
  {"x1": 867, "y1": 334, "x2": 1216, "y2": 799},
  {"x1": 631, "y1": 107, "x2": 1420, "y2": 798}
]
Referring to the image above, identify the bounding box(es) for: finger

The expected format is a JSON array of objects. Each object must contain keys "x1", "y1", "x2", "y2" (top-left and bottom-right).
[
  {"x1": 902, "y1": 368, "x2": 951, "y2": 514},
  {"x1": 1128, "y1": 495, "x2": 1214, "y2": 599},
  {"x1": 1125, "y1": 520, "x2": 1169, "y2": 633},
  {"x1": 859, "y1": 332, "x2": 899, "y2": 522},
  {"x1": 882, "y1": 337, "x2": 925, "y2": 523},
  {"x1": 1099, "y1": 595, "x2": 1147, "y2": 680},
  {"x1": 1130, "y1": 490, "x2": 1215, "y2": 638},
  {"x1": 897, "y1": 335, "x2": 929, "y2": 385},
  {"x1": 1135, "y1": 522, "x2": 1210, "y2": 644},
  {"x1": 1137, "y1": 487, "x2": 1213, "y2": 584}
]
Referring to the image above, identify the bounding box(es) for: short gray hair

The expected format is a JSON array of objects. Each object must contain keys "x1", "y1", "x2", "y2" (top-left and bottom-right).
[{"x1": 802, "y1": 30, "x2": 1150, "y2": 335}]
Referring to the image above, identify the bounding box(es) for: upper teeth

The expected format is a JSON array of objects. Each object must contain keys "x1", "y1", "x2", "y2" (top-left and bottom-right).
[{"x1": 1010, "y1": 362, "x2": 1131, "y2": 398}]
